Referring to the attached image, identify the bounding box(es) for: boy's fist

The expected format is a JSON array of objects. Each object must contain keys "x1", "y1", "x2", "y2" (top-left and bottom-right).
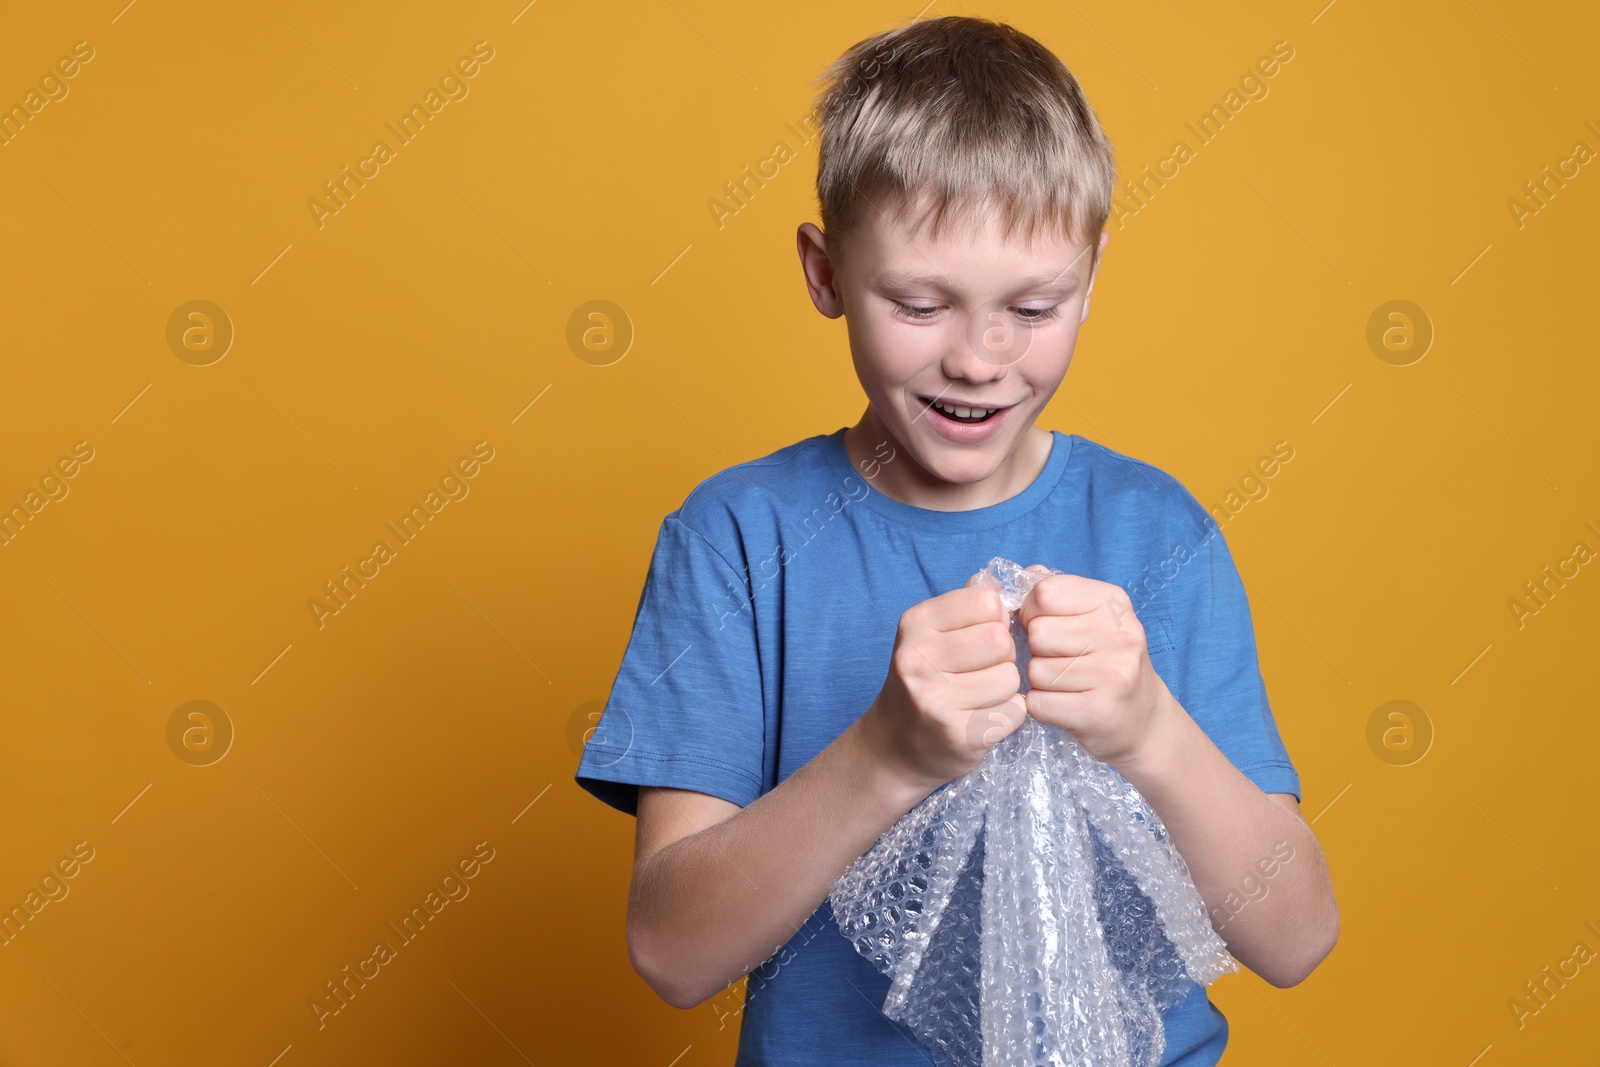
[
  {"x1": 1016, "y1": 567, "x2": 1176, "y2": 768},
  {"x1": 863, "y1": 572, "x2": 1028, "y2": 795}
]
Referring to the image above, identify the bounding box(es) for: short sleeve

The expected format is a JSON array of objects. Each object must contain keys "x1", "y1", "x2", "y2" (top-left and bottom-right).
[
  {"x1": 1163, "y1": 504, "x2": 1301, "y2": 803},
  {"x1": 574, "y1": 514, "x2": 765, "y2": 817}
]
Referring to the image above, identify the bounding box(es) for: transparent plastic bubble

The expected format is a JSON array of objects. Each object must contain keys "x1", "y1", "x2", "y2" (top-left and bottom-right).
[{"x1": 829, "y1": 557, "x2": 1236, "y2": 1066}]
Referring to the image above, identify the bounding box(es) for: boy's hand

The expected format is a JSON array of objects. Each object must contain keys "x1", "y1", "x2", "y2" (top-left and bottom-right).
[
  {"x1": 862, "y1": 572, "x2": 1028, "y2": 795},
  {"x1": 1016, "y1": 566, "x2": 1176, "y2": 769}
]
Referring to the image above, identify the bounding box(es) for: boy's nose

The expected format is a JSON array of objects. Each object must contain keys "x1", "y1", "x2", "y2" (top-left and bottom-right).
[{"x1": 945, "y1": 306, "x2": 1030, "y2": 377}]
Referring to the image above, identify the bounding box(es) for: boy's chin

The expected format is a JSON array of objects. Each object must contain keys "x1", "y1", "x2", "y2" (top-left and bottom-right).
[{"x1": 909, "y1": 437, "x2": 1016, "y2": 480}]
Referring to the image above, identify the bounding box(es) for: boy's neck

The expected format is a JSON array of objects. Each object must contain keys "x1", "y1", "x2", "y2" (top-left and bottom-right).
[{"x1": 843, "y1": 407, "x2": 1054, "y2": 512}]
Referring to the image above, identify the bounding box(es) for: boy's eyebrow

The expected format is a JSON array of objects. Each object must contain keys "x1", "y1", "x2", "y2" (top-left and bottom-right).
[{"x1": 874, "y1": 269, "x2": 1081, "y2": 295}]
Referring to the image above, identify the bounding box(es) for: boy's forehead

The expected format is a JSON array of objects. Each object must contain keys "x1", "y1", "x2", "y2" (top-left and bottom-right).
[
  {"x1": 861, "y1": 219, "x2": 1095, "y2": 289},
  {"x1": 862, "y1": 200, "x2": 1087, "y2": 263},
  {"x1": 873, "y1": 261, "x2": 1087, "y2": 293}
]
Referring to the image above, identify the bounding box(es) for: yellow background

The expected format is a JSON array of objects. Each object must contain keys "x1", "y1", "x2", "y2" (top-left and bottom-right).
[{"x1": 2, "y1": 0, "x2": 1597, "y2": 1063}]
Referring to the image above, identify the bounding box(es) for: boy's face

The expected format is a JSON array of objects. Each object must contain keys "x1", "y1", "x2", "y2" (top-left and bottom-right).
[{"x1": 797, "y1": 199, "x2": 1110, "y2": 510}]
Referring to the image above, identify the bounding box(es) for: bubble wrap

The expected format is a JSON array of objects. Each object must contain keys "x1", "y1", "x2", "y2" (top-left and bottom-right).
[{"x1": 828, "y1": 557, "x2": 1235, "y2": 1066}]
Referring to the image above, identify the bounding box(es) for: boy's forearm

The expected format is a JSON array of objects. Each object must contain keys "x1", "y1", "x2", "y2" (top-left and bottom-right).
[
  {"x1": 1113, "y1": 692, "x2": 1339, "y2": 987},
  {"x1": 629, "y1": 712, "x2": 932, "y2": 1009}
]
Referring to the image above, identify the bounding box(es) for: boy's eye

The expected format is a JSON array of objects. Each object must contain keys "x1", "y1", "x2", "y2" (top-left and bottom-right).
[
  {"x1": 890, "y1": 301, "x2": 1063, "y2": 323},
  {"x1": 891, "y1": 301, "x2": 941, "y2": 321}
]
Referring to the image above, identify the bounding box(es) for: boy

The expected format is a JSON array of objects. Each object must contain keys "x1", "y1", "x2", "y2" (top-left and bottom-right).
[{"x1": 575, "y1": 15, "x2": 1338, "y2": 1065}]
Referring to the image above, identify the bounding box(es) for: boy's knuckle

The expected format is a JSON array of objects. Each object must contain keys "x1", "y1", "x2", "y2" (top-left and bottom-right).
[
  {"x1": 892, "y1": 646, "x2": 919, "y2": 679},
  {"x1": 1003, "y1": 660, "x2": 1022, "y2": 691}
]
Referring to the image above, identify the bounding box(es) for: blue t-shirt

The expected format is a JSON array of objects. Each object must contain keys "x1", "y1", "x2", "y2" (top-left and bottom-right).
[{"x1": 575, "y1": 427, "x2": 1301, "y2": 1066}]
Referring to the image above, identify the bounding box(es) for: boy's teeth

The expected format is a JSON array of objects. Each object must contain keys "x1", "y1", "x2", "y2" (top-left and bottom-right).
[{"x1": 934, "y1": 401, "x2": 995, "y2": 418}]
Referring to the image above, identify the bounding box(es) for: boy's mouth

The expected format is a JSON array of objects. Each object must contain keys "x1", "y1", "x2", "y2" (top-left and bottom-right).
[{"x1": 920, "y1": 396, "x2": 1010, "y2": 424}]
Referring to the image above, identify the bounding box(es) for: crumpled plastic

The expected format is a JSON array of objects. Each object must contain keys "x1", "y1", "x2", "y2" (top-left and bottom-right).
[{"x1": 828, "y1": 557, "x2": 1235, "y2": 1067}]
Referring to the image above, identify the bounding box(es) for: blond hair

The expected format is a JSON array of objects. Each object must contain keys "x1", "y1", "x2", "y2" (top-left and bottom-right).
[{"x1": 810, "y1": 16, "x2": 1116, "y2": 269}]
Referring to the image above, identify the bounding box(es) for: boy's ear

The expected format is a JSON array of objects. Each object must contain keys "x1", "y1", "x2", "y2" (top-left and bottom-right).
[
  {"x1": 797, "y1": 222, "x2": 845, "y2": 319},
  {"x1": 1078, "y1": 230, "x2": 1111, "y2": 324}
]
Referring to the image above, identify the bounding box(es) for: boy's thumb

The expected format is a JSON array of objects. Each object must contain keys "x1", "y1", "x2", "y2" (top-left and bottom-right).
[{"x1": 967, "y1": 571, "x2": 1010, "y2": 622}]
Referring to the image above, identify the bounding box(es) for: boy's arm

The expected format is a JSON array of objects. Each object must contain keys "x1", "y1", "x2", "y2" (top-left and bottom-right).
[
  {"x1": 627, "y1": 579, "x2": 1024, "y2": 1010},
  {"x1": 627, "y1": 715, "x2": 929, "y2": 1010},
  {"x1": 1018, "y1": 572, "x2": 1339, "y2": 988},
  {"x1": 1114, "y1": 695, "x2": 1338, "y2": 988}
]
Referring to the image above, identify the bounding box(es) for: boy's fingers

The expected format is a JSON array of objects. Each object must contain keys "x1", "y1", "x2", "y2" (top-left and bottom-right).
[
  {"x1": 1025, "y1": 652, "x2": 1099, "y2": 691},
  {"x1": 921, "y1": 580, "x2": 1006, "y2": 631},
  {"x1": 969, "y1": 688, "x2": 1028, "y2": 738},
  {"x1": 1024, "y1": 622, "x2": 1100, "y2": 657},
  {"x1": 911, "y1": 591, "x2": 987, "y2": 636},
  {"x1": 927, "y1": 616, "x2": 1018, "y2": 674},
  {"x1": 1017, "y1": 573, "x2": 1130, "y2": 626}
]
